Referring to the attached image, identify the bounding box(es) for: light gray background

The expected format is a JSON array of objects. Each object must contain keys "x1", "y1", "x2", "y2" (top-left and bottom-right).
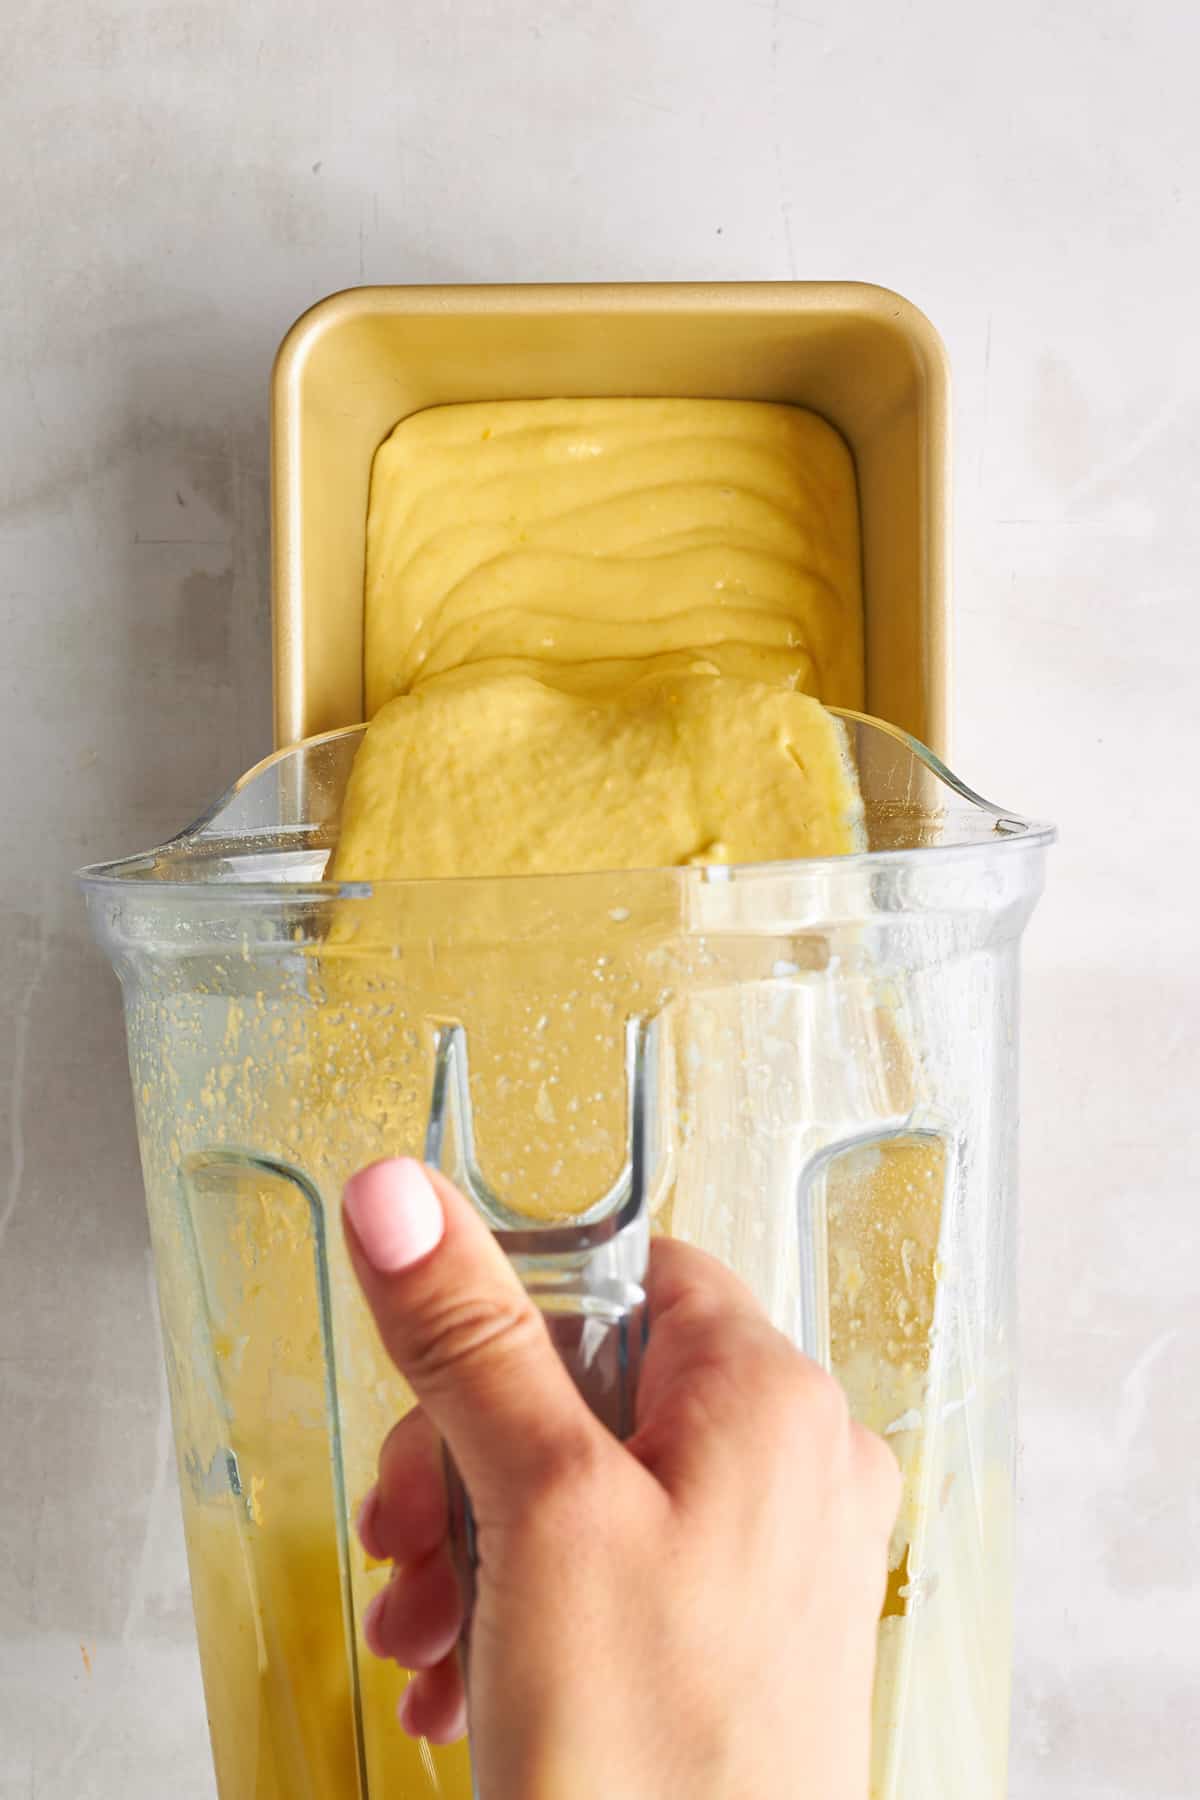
[{"x1": 2, "y1": 3, "x2": 1197, "y2": 1796}]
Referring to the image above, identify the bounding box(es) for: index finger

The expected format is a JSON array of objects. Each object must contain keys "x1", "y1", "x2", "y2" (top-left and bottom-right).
[{"x1": 632, "y1": 1235, "x2": 792, "y2": 1501}]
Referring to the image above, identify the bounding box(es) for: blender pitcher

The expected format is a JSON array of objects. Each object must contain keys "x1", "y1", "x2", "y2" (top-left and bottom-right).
[{"x1": 81, "y1": 713, "x2": 1050, "y2": 1800}]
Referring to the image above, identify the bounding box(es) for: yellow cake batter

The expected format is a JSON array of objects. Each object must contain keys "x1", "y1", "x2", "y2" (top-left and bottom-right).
[
  {"x1": 331, "y1": 668, "x2": 864, "y2": 882},
  {"x1": 363, "y1": 396, "x2": 863, "y2": 717}
]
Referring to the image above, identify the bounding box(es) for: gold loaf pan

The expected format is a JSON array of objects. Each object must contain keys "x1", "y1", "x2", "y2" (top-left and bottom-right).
[{"x1": 271, "y1": 281, "x2": 950, "y2": 755}]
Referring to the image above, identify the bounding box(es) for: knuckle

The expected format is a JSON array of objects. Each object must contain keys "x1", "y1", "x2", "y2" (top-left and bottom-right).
[
  {"x1": 853, "y1": 1421, "x2": 904, "y2": 1517},
  {"x1": 667, "y1": 1286, "x2": 729, "y2": 1340},
  {"x1": 378, "y1": 1408, "x2": 420, "y2": 1475},
  {"x1": 806, "y1": 1360, "x2": 853, "y2": 1432},
  {"x1": 743, "y1": 1337, "x2": 791, "y2": 1413},
  {"x1": 765, "y1": 1348, "x2": 851, "y2": 1442},
  {"x1": 403, "y1": 1290, "x2": 543, "y2": 1391},
  {"x1": 672, "y1": 1304, "x2": 776, "y2": 1389}
]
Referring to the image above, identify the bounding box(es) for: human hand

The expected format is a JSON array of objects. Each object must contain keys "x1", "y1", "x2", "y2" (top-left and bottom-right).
[{"x1": 343, "y1": 1157, "x2": 900, "y2": 1800}]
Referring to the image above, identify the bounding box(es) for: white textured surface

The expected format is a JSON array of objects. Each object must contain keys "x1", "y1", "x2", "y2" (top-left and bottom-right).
[{"x1": 2, "y1": 3, "x2": 1198, "y2": 1795}]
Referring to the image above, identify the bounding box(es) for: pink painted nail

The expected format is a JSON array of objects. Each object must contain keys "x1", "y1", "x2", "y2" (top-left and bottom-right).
[{"x1": 344, "y1": 1158, "x2": 445, "y2": 1273}]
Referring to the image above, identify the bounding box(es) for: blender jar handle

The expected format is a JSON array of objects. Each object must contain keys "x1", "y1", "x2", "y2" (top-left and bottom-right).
[
  {"x1": 423, "y1": 1017, "x2": 662, "y2": 1643},
  {"x1": 177, "y1": 1148, "x2": 370, "y2": 1796}
]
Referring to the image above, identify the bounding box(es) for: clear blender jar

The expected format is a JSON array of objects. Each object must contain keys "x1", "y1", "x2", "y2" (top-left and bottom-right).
[{"x1": 81, "y1": 712, "x2": 1050, "y2": 1800}]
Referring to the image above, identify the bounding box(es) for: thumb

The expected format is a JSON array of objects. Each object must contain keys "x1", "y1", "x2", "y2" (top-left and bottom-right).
[{"x1": 343, "y1": 1157, "x2": 599, "y2": 1513}]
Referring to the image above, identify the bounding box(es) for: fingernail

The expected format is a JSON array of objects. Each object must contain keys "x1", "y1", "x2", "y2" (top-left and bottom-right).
[
  {"x1": 344, "y1": 1158, "x2": 445, "y2": 1273},
  {"x1": 362, "y1": 1586, "x2": 388, "y2": 1655}
]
